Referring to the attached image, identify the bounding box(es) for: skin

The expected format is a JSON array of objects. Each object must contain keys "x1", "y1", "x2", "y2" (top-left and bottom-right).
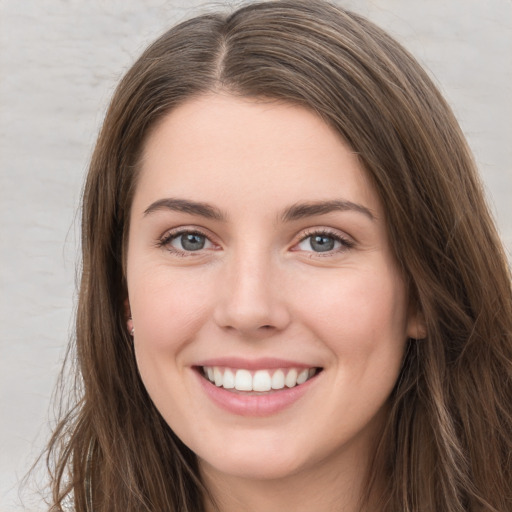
[{"x1": 126, "y1": 93, "x2": 425, "y2": 512}]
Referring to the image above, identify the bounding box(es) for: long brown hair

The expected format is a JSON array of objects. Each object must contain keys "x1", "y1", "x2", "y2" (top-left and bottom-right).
[{"x1": 45, "y1": 1, "x2": 512, "y2": 510}]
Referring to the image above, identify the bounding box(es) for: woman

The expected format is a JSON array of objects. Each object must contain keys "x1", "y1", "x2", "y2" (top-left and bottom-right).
[{"x1": 45, "y1": 1, "x2": 512, "y2": 511}]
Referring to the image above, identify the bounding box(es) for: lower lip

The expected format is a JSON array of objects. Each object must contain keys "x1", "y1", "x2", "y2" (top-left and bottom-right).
[{"x1": 195, "y1": 370, "x2": 319, "y2": 417}]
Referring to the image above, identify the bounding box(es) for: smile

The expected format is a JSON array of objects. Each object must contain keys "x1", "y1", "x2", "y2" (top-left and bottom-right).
[
  {"x1": 194, "y1": 359, "x2": 323, "y2": 416},
  {"x1": 201, "y1": 366, "x2": 319, "y2": 392}
]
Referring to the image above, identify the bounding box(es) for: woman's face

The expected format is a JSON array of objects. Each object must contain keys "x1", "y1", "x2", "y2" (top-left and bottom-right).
[{"x1": 126, "y1": 93, "x2": 423, "y2": 482}]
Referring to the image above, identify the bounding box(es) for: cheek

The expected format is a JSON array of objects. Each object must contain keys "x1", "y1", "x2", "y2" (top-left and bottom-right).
[
  {"x1": 295, "y1": 267, "x2": 409, "y2": 357},
  {"x1": 128, "y1": 269, "x2": 215, "y2": 413},
  {"x1": 305, "y1": 271, "x2": 408, "y2": 429},
  {"x1": 129, "y1": 271, "x2": 215, "y2": 419},
  {"x1": 130, "y1": 268, "x2": 213, "y2": 351}
]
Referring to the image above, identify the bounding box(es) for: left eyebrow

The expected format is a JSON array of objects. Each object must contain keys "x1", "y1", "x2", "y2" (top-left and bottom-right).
[{"x1": 281, "y1": 200, "x2": 375, "y2": 222}]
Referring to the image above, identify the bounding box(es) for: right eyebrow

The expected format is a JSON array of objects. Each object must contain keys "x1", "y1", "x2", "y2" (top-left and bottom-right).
[{"x1": 143, "y1": 198, "x2": 226, "y2": 221}]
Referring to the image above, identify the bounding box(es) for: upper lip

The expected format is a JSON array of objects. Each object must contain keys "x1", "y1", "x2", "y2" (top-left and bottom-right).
[{"x1": 194, "y1": 357, "x2": 319, "y2": 371}]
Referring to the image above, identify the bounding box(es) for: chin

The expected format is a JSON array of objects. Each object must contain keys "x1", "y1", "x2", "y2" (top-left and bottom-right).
[{"x1": 200, "y1": 451, "x2": 308, "y2": 482}]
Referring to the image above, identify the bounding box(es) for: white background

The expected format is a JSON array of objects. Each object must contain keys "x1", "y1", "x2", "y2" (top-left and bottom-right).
[{"x1": 1, "y1": 1, "x2": 511, "y2": 510}]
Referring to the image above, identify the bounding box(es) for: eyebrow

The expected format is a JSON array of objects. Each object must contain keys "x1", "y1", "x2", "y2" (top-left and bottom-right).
[
  {"x1": 143, "y1": 197, "x2": 375, "y2": 223},
  {"x1": 143, "y1": 198, "x2": 226, "y2": 221},
  {"x1": 281, "y1": 200, "x2": 375, "y2": 222}
]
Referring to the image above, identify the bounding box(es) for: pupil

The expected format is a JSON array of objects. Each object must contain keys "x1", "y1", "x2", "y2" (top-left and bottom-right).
[
  {"x1": 311, "y1": 235, "x2": 334, "y2": 252},
  {"x1": 181, "y1": 234, "x2": 205, "y2": 251}
]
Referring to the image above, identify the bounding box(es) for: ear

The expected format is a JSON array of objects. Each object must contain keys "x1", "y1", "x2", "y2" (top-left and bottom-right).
[
  {"x1": 124, "y1": 298, "x2": 133, "y2": 335},
  {"x1": 406, "y1": 306, "x2": 427, "y2": 340}
]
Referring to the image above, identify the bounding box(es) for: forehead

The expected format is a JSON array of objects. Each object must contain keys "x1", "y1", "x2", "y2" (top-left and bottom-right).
[{"x1": 133, "y1": 93, "x2": 382, "y2": 219}]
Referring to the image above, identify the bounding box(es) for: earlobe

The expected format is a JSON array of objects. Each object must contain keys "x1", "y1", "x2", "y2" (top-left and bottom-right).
[
  {"x1": 124, "y1": 298, "x2": 134, "y2": 336},
  {"x1": 407, "y1": 310, "x2": 427, "y2": 340}
]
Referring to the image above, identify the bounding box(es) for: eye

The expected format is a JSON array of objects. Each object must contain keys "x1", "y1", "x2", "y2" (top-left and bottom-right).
[
  {"x1": 159, "y1": 230, "x2": 215, "y2": 254},
  {"x1": 295, "y1": 230, "x2": 353, "y2": 254}
]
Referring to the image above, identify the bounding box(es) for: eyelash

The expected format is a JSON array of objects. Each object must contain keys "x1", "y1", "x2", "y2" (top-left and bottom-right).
[
  {"x1": 156, "y1": 228, "x2": 354, "y2": 257},
  {"x1": 295, "y1": 229, "x2": 354, "y2": 256},
  {"x1": 156, "y1": 228, "x2": 214, "y2": 257}
]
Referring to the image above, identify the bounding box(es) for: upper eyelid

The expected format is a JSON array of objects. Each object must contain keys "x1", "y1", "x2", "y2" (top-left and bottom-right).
[
  {"x1": 160, "y1": 225, "x2": 215, "y2": 241},
  {"x1": 296, "y1": 227, "x2": 353, "y2": 242}
]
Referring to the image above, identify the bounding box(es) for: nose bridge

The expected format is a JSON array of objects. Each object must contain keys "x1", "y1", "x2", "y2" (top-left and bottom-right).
[{"x1": 214, "y1": 241, "x2": 289, "y2": 334}]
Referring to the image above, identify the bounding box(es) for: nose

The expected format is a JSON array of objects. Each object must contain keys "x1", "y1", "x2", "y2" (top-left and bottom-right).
[{"x1": 213, "y1": 250, "x2": 291, "y2": 337}]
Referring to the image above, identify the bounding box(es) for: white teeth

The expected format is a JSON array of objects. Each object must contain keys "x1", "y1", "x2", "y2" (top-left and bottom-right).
[
  {"x1": 203, "y1": 366, "x2": 317, "y2": 391},
  {"x1": 296, "y1": 369, "x2": 309, "y2": 385},
  {"x1": 253, "y1": 370, "x2": 272, "y2": 392},
  {"x1": 223, "y1": 368, "x2": 235, "y2": 389},
  {"x1": 285, "y1": 368, "x2": 298, "y2": 388},
  {"x1": 235, "y1": 369, "x2": 252, "y2": 391},
  {"x1": 271, "y1": 369, "x2": 285, "y2": 390},
  {"x1": 214, "y1": 367, "x2": 223, "y2": 387}
]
